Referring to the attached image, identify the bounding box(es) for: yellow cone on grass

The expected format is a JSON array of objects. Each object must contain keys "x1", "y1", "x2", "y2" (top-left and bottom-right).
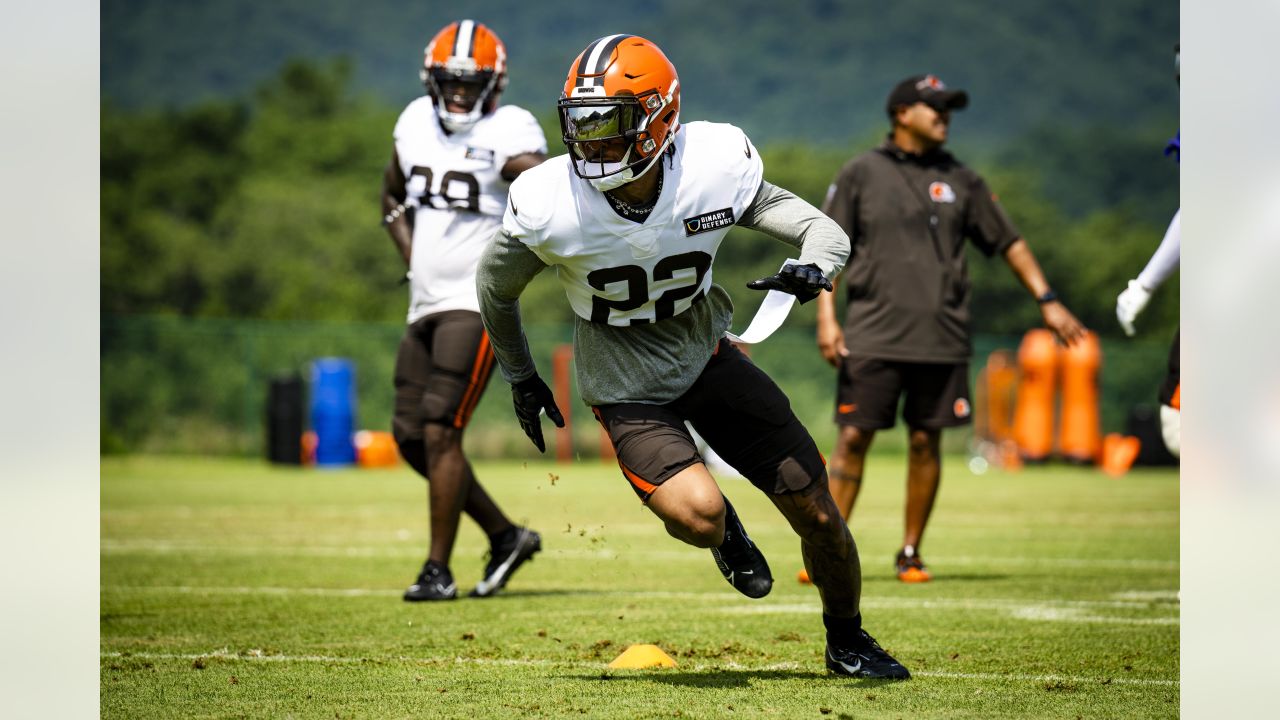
[{"x1": 608, "y1": 644, "x2": 678, "y2": 669}]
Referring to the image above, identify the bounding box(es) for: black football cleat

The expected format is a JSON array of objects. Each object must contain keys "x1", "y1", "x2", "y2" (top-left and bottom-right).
[
  {"x1": 403, "y1": 560, "x2": 457, "y2": 602},
  {"x1": 469, "y1": 526, "x2": 542, "y2": 598},
  {"x1": 826, "y1": 629, "x2": 911, "y2": 680},
  {"x1": 710, "y1": 498, "x2": 773, "y2": 599}
]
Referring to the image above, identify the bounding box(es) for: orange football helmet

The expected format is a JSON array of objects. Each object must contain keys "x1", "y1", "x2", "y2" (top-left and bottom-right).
[
  {"x1": 558, "y1": 35, "x2": 681, "y2": 188},
  {"x1": 420, "y1": 20, "x2": 508, "y2": 133}
]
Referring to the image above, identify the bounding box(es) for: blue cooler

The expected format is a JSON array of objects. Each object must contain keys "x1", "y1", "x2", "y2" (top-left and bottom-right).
[{"x1": 310, "y1": 358, "x2": 356, "y2": 466}]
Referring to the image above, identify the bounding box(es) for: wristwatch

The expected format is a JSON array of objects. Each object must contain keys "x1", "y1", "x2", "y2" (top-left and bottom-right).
[{"x1": 1036, "y1": 290, "x2": 1058, "y2": 304}]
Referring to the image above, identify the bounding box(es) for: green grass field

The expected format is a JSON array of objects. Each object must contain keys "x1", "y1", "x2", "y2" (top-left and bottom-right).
[{"x1": 102, "y1": 455, "x2": 1178, "y2": 718}]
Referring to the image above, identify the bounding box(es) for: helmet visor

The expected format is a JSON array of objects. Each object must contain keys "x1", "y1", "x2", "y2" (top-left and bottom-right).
[
  {"x1": 559, "y1": 97, "x2": 657, "y2": 180},
  {"x1": 559, "y1": 98, "x2": 644, "y2": 155},
  {"x1": 562, "y1": 103, "x2": 638, "y2": 140}
]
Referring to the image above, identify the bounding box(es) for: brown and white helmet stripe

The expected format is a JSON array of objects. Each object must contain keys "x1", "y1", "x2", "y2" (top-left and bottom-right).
[{"x1": 571, "y1": 34, "x2": 634, "y2": 93}]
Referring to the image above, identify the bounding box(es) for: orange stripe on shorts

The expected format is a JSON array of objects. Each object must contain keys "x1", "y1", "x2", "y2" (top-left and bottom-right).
[
  {"x1": 618, "y1": 460, "x2": 658, "y2": 499},
  {"x1": 453, "y1": 333, "x2": 493, "y2": 428}
]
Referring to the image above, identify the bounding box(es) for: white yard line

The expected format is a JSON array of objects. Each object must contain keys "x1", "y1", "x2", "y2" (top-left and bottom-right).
[
  {"x1": 100, "y1": 651, "x2": 1177, "y2": 687},
  {"x1": 100, "y1": 540, "x2": 1178, "y2": 569},
  {"x1": 106, "y1": 585, "x2": 1179, "y2": 609},
  {"x1": 720, "y1": 600, "x2": 1177, "y2": 626},
  {"x1": 105, "y1": 585, "x2": 1178, "y2": 625}
]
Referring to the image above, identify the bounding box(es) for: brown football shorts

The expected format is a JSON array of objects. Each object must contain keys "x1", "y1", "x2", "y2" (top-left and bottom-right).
[
  {"x1": 392, "y1": 310, "x2": 494, "y2": 444},
  {"x1": 835, "y1": 355, "x2": 972, "y2": 430},
  {"x1": 593, "y1": 338, "x2": 826, "y2": 502}
]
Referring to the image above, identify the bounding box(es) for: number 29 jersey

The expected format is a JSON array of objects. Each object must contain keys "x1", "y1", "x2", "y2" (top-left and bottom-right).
[
  {"x1": 394, "y1": 98, "x2": 547, "y2": 322},
  {"x1": 501, "y1": 121, "x2": 763, "y2": 326}
]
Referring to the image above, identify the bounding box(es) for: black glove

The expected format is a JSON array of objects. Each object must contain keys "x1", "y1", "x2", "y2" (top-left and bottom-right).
[
  {"x1": 745, "y1": 262, "x2": 832, "y2": 304},
  {"x1": 511, "y1": 374, "x2": 565, "y2": 453}
]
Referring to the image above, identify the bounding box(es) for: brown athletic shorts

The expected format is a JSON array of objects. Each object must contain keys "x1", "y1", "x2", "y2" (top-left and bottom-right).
[
  {"x1": 392, "y1": 310, "x2": 494, "y2": 443},
  {"x1": 593, "y1": 338, "x2": 826, "y2": 502},
  {"x1": 835, "y1": 356, "x2": 972, "y2": 430}
]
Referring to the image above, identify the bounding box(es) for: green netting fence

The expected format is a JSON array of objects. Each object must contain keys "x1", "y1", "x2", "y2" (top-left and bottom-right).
[{"x1": 101, "y1": 315, "x2": 1173, "y2": 459}]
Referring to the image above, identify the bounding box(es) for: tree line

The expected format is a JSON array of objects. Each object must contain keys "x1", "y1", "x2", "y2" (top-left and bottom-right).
[{"x1": 103, "y1": 58, "x2": 1179, "y2": 340}]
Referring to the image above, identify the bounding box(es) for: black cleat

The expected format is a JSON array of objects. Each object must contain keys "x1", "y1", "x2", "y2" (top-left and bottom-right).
[
  {"x1": 403, "y1": 560, "x2": 457, "y2": 602},
  {"x1": 469, "y1": 526, "x2": 542, "y2": 598},
  {"x1": 710, "y1": 498, "x2": 773, "y2": 599},
  {"x1": 826, "y1": 629, "x2": 911, "y2": 680}
]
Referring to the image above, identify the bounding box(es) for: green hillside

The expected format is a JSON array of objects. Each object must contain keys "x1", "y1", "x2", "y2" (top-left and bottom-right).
[{"x1": 102, "y1": 0, "x2": 1178, "y2": 146}]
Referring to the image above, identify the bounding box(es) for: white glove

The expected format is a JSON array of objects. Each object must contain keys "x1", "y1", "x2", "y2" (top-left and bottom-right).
[{"x1": 1115, "y1": 279, "x2": 1152, "y2": 337}]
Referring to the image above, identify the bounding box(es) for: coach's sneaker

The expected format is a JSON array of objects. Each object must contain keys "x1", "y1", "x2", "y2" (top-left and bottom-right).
[
  {"x1": 710, "y1": 498, "x2": 773, "y2": 599},
  {"x1": 469, "y1": 526, "x2": 542, "y2": 598},
  {"x1": 895, "y1": 546, "x2": 932, "y2": 583},
  {"x1": 826, "y1": 629, "x2": 912, "y2": 680},
  {"x1": 404, "y1": 560, "x2": 457, "y2": 602}
]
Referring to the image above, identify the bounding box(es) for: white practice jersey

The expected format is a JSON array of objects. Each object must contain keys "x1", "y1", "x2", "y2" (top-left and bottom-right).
[
  {"x1": 394, "y1": 99, "x2": 547, "y2": 322},
  {"x1": 501, "y1": 121, "x2": 763, "y2": 326}
]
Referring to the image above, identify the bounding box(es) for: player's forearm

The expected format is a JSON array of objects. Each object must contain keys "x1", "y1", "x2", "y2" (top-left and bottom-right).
[
  {"x1": 1136, "y1": 209, "x2": 1181, "y2": 291},
  {"x1": 382, "y1": 158, "x2": 413, "y2": 264},
  {"x1": 1002, "y1": 238, "x2": 1053, "y2": 298},
  {"x1": 815, "y1": 272, "x2": 841, "y2": 327},
  {"x1": 739, "y1": 182, "x2": 849, "y2": 278},
  {"x1": 382, "y1": 208, "x2": 413, "y2": 265},
  {"x1": 476, "y1": 230, "x2": 547, "y2": 384}
]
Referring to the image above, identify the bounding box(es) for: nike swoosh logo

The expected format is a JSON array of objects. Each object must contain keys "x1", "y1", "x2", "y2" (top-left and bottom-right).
[
  {"x1": 474, "y1": 530, "x2": 532, "y2": 593},
  {"x1": 838, "y1": 403, "x2": 857, "y2": 414},
  {"x1": 743, "y1": 136, "x2": 752, "y2": 158},
  {"x1": 739, "y1": 570, "x2": 754, "y2": 575},
  {"x1": 832, "y1": 656, "x2": 862, "y2": 674}
]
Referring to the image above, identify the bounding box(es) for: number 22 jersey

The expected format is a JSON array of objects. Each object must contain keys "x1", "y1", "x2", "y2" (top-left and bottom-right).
[
  {"x1": 393, "y1": 97, "x2": 547, "y2": 322},
  {"x1": 498, "y1": 121, "x2": 764, "y2": 404}
]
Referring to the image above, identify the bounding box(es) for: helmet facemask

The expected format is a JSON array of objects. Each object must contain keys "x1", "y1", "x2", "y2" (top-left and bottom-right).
[
  {"x1": 559, "y1": 89, "x2": 676, "y2": 191},
  {"x1": 423, "y1": 65, "x2": 501, "y2": 134}
]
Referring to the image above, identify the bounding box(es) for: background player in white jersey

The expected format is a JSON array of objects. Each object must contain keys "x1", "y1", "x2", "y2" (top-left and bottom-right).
[
  {"x1": 382, "y1": 20, "x2": 547, "y2": 601},
  {"x1": 1115, "y1": 43, "x2": 1181, "y2": 456},
  {"x1": 476, "y1": 35, "x2": 910, "y2": 679}
]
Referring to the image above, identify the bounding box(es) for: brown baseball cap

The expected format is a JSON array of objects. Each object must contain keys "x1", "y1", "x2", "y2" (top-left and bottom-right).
[{"x1": 886, "y1": 74, "x2": 969, "y2": 116}]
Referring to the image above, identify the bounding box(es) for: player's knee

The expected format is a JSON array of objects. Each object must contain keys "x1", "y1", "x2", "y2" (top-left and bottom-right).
[
  {"x1": 394, "y1": 436, "x2": 429, "y2": 479},
  {"x1": 423, "y1": 421, "x2": 463, "y2": 450},
  {"x1": 788, "y1": 488, "x2": 851, "y2": 551},
  {"x1": 809, "y1": 507, "x2": 850, "y2": 550},
  {"x1": 684, "y1": 492, "x2": 726, "y2": 546},
  {"x1": 664, "y1": 487, "x2": 724, "y2": 547},
  {"x1": 837, "y1": 426, "x2": 872, "y2": 456},
  {"x1": 907, "y1": 428, "x2": 939, "y2": 458}
]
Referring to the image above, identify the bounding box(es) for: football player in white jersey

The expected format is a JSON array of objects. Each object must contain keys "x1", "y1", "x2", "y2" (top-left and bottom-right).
[
  {"x1": 382, "y1": 20, "x2": 547, "y2": 602},
  {"x1": 476, "y1": 35, "x2": 910, "y2": 679}
]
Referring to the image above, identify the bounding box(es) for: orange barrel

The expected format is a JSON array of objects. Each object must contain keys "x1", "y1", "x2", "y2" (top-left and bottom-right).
[
  {"x1": 1058, "y1": 331, "x2": 1102, "y2": 464},
  {"x1": 985, "y1": 349, "x2": 1018, "y2": 444},
  {"x1": 974, "y1": 364, "x2": 991, "y2": 441},
  {"x1": 1012, "y1": 329, "x2": 1059, "y2": 462},
  {"x1": 552, "y1": 344, "x2": 575, "y2": 463}
]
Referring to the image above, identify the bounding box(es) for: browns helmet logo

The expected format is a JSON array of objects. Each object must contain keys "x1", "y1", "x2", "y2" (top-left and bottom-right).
[{"x1": 929, "y1": 181, "x2": 956, "y2": 203}]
